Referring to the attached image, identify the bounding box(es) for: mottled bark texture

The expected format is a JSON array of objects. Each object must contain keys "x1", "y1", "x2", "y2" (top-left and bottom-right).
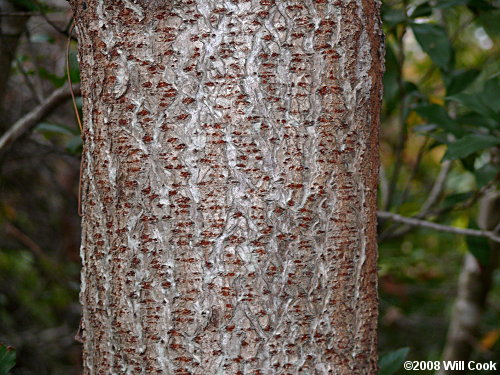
[{"x1": 71, "y1": 0, "x2": 383, "y2": 374}]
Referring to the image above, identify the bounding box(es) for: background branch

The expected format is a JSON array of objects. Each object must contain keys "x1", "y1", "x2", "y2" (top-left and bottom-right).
[
  {"x1": 0, "y1": 83, "x2": 81, "y2": 153},
  {"x1": 378, "y1": 211, "x2": 500, "y2": 243}
]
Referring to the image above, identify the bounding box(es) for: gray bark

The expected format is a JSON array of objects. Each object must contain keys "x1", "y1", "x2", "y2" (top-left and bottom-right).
[{"x1": 71, "y1": 0, "x2": 383, "y2": 374}]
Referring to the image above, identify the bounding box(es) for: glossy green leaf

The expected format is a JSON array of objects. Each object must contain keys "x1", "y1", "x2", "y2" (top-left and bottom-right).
[
  {"x1": 443, "y1": 134, "x2": 500, "y2": 160},
  {"x1": 0, "y1": 344, "x2": 16, "y2": 375},
  {"x1": 411, "y1": 23, "x2": 452, "y2": 70},
  {"x1": 379, "y1": 347, "x2": 410, "y2": 375},
  {"x1": 445, "y1": 69, "x2": 480, "y2": 95}
]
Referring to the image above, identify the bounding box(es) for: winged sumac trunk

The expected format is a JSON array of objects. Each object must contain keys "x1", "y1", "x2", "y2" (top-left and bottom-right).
[{"x1": 71, "y1": 0, "x2": 383, "y2": 374}]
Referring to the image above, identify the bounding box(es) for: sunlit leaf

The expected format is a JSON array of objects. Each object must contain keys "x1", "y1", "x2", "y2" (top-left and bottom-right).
[
  {"x1": 411, "y1": 23, "x2": 452, "y2": 70},
  {"x1": 443, "y1": 134, "x2": 500, "y2": 160},
  {"x1": 379, "y1": 347, "x2": 410, "y2": 375}
]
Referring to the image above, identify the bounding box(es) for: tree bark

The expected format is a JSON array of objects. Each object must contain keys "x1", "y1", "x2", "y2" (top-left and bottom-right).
[{"x1": 71, "y1": 0, "x2": 383, "y2": 374}]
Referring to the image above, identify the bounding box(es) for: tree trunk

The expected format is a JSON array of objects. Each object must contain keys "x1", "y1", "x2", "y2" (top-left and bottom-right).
[{"x1": 71, "y1": 1, "x2": 383, "y2": 374}]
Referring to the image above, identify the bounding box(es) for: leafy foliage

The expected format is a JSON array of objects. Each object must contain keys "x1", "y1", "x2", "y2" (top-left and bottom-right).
[{"x1": 379, "y1": 0, "x2": 499, "y2": 367}]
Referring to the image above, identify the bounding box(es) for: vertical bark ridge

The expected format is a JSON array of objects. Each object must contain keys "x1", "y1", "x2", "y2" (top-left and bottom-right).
[{"x1": 72, "y1": 0, "x2": 383, "y2": 374}]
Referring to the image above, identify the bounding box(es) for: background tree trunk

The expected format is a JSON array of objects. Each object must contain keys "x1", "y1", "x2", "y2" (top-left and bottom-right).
[{"x1": 71, "y1": 0, "x2": 383, "y2": 374}]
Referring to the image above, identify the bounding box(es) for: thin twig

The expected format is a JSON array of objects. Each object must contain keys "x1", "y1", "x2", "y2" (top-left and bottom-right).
[
  {"x1": 377, "y1": 211, "x2": 500, "y2": 243},
  {"x1": 0, "y1": 83, "x2": 81, "y2": 153}
]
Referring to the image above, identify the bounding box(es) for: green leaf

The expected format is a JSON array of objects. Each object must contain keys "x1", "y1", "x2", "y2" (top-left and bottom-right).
[
  {"x1": 482, "y1": 77, "x2": 500, "y2": 113},
  {"x1": 477, "y1": 11, "x2": 500, "y2": 38},
  {"x1": 411, "y1": 23, "x2": 452, "y2": 70},
  {"x1": 379, "y1": 347, "x2": 410, "y2": 375},
  {"x1": 457, "y1": 113, "x2": 497, "y2": 130},
  {"x1": 445, "y1": 69, "x2": 480, "y2": 96},
  {"x1": 10, "y1": 0, "x2": 38, "y2": 11},
  {"x1": 411, "y1": 2, "x2": 432, "y2": 18},
  {"x1": 468, "y1": 0, "x2": 496, "y2": 15},
  {"x1": 442, "y1": 192, "x2": 474, "y2": 209},
  {"x1": 443, "y1": 134, "x2": 500, "y2": 160},
  {"x1": 68, "y1": 50, "x2": 81, "y2": 83},
  {"x1": 414, "y1": 104, "x2": 461, "y2": 135},
  {"x1": 0, "y1": 344, "x2": 16, "y2": 375},
  {"x1": 435, "y1": 0, "x2": 470, "y2": 8},
  {"x1": 37, "y1": 67, "x2": 66, "y2": 88},
  {"x1": 35, "y1": 122, "x2": 77, "y2": 136},
  {"x1": 382, "y1": 4, "x2": 407, "y2": 27},
  {"x1": 475, "y1": 163, "x2": 499, "y2": 188},
  {"x1": 466, "y1": 223, "x2": 490, "y2": 266},
  {"x1": 448, "y1": 93, "x2": 497, "y2": 121}
]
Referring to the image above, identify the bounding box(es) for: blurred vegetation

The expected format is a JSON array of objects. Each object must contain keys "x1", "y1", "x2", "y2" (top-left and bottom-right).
[{"x1": 0, "y1": 0, "x2": 498, "y2": 374}]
